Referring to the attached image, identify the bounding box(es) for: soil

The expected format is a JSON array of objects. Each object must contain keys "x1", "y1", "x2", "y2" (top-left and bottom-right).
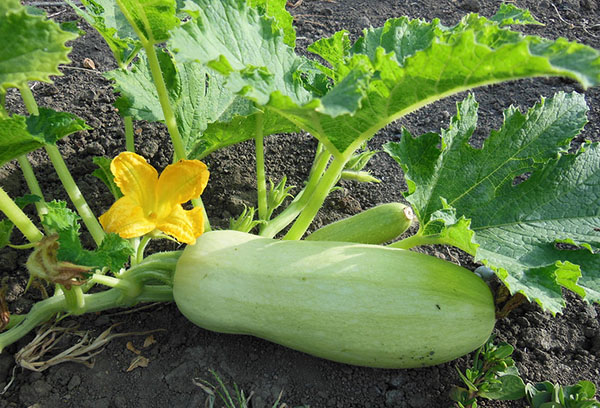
[{"x1": 1, "y1": 0, "x2": 600, "y2": 407}]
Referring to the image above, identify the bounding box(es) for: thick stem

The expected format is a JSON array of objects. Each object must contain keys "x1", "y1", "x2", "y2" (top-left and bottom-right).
[
  {"x1": 255, "y1": 113, "x2": 267, "y2": 220},
  {"x1": 124, "y1": 116, "x2": 135, "y2": 152},
  {"x1": 0, "y1": 284, "x2": 174, "y2": 353},
  {"x1": 61, "y1": 285, "x2": 86, "y2": 313},
  {"x1": 283, "y1": 154, "x2": 348, "y2": 240},
  {"x1": 259, "y1": 149, "x2": 331, "y2": 238},
  {"x1": 89, "y1": 274, "x2": 140, "y2": 297},
  {"x1": 134, "y1": 235, "x2": 152, "y2": 265},
  {"x1": 143, "y1": 44, "x2": 186, "y2": 161},
  {"x1": 0, "y1": 251, "x2": 180, "y2": 352},
  {"x1": 142, "y1": 45, "x2": 212, "y2": 232},
  {"x1": 0, "y1": 186, "x2": 43, "y2": 243},
  {"x1": 18, "y1": 85, "x2": 105, "y2": 246},
  {"x1": 44, "y1": 145, "x2": 106, "y2": 246}
]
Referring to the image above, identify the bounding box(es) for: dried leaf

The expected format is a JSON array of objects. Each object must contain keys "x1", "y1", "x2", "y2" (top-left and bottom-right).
[
  {"x1": 143, "y1": 335, "x2": 156, "y2": 348},
  {"x1": 126, "y1": 341, "x2": 140, "y2": 355},
  {"x1": 26, "y1": 235, "x2": 91, "y2": 289},
  {"x1": 126, "y1": 355, "x2": 149, "y2": 372}
]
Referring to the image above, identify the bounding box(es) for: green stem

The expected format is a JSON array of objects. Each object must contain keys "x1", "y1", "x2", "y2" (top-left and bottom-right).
[
  {"x1": 16, "y1": 156, "x2": 48, "y2": 218},
  {"x1": 0, "y1": 284, "x2": 173, "y2": 353},
  {"x1": 90, "y1": 273, "x2": 140, "y2": 297},
  {"x1": 143, "y1": 44, "x2": 186, "y2": 161},
  {"x1": 18, "y1": 85, "x2": 39, "y2": 116},
  {"x1": 260, "y1": 148, "x2": 331, "y2": 238},
  {"x1": 18, "y1": 85, "x2": 106, "y2": 246},
  {"x1": 0, "y1": 251, "x2": 181, "y2": 352},
  {"x1": 141, "y1": 44, "x2": 212, "y2": 232},
  {"x1": 4, "y1": 314, "x2": 26, "y2": 330},
  {"x1": 124, "y1": 116, "x2": 135, "y2": 152},
  {"x1": 134, "y1": 235, "x2": 152, "y2": 265},
  {"x1": 62, "y1": 285, "x2": 86, "y2": 314},
  {"x1": 255, "y1": 113, "x2": 267, "y2": 221},
  {"x1": 0, "y1": 186, "x2": 43, "y2": 243},
  {"x1": 283, "y1": 154, "x2": 348, "y2": 240},
  {"x1": 44, "y1": 145, "x2": 106, "y2": 246}
]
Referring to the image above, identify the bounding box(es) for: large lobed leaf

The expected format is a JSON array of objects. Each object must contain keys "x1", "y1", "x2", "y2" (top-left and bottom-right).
[
  {"x1": 0, "y1": 0, "x2": 77, "y2": 90},
  {"x1": 105, "y1": 49, "x2": 272, "y2": 158},
  {"x1": 169, "y1": 1, "x2": 600, "y2": 159},
  {"x1": 385, "y1": 92, "x2": 600, "y2": 313}
]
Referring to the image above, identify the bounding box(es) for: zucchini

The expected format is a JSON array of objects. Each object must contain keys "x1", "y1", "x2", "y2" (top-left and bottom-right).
[
  {"x1": 173, "y1": 230, "x2": 495, "y2": 368},
  {"x1": 305, "y1": 202, "x2": 414, "y2": 244}
]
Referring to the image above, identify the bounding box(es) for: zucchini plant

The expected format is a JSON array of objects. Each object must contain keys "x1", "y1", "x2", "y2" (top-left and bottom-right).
[{"x1": 0, "y1": 0, "x2": 599, "y2": 372}]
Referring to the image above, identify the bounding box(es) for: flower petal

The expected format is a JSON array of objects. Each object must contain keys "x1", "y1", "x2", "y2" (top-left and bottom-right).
[
  {"x1": 156, "y1": 205, "x2": 204, "y2": 244},
  {"x1": 111, "y1": 152, "x2": 158, "y2": 210},
  {"x1": 99, "y1": 196, "x2": 156, "y2": 239},
  {"x1": 156, "y1": 159, "x2": 209, "y2": 216}
]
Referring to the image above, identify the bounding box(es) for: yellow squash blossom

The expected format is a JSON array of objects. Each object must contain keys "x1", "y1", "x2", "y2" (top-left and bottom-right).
[{"x1": 99, "y1": 152, "x2": 209, "y2": 245}]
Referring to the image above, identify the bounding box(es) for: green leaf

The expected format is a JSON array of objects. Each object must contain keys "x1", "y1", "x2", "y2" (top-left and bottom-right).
[
  {"x1": 115, "y1": 0, "x2": 179, "y2": 44},
  {"x1": 105, "y1": 49, "x2": 265, "y2": 158},
  {"x1": 65, "y1": 0, "x2": 140, "y2": 66},
  {"x1": 172, "y1": 0, "x2": 314, "y2": 105},
  {"x1": 92, "y1": 156, "x2": 122, "y2": 200},
  {"x1": 479, "y1": 374, "x2": 526, "y2": 401},
  {"x1": 385, "y1": 92, "x2": 600, "y2": 313},
  {"x1": 0, "y1": 0, "x2": 78, "y2": 90},
  {"x1": 167, "y1": 0, "x2": 310, "y2": 156},
  {"x1": 0, "y1": 108, "x2": 89, "y2": 167},
  {"x1": 195, "y1": 110, "x2": 297, "y2": 159},
  {"x1": 41, "y1": 201, "x2": 133, "y2": 271},
  {"x1": 490, "y1": 4, "x2": 544, "y2": 26},
  {"x1": 248, "y1": 0, "x2": 295, "y2": 47},
  {"x1": 26, "y1": 108, "x2": 90, "y2": 143},
  {"x1": 183, "y1": 4, "x2": 600, "y2": 157}
]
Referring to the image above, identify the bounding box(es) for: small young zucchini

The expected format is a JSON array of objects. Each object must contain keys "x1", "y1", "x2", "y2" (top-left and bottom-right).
[
  {"x1": 305, "y1": 202, "x2": 414, "y2": 244},
  {"x1": 173, "y1": 231, "x2": 495, "y2": 369}
]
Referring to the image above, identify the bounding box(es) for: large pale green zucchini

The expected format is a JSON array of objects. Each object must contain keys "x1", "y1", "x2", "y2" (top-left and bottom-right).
[{"x1": 173, "y1": 230, "x2": 495, "y2": 368}]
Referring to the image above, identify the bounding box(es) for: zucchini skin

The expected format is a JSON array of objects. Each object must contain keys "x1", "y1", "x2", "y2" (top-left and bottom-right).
[
  {"x1": 305, "y1": 202, "x2": 414, "y2": 244},
  {"x1": 173, "y1": 231, "x2": 495, "y2": 369}
]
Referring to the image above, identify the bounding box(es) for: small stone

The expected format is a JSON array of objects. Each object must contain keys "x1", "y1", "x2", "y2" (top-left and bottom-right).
[
  {"x1": 31, "y1": 379, "x2": 51, "y2": 397},
  {"x1": 113, "y1": 395, "x2": 127, "y2": 408},
  {"x1": 84, "y1": 141, "x2": 105, "y2": 156},
  {"x1": 67, "y1": 374, "x2": 81, "y2": 391},
  {"x1": 164, "y1": 361, "x2": 196, "y2": 393},
  {"x1": 457, "y1": 0, "x2": 480, "y2": 12},
  {"x1": 358, "y1": 16, "x2": 371, "y2": 28},
  {"x1": 385, "y1": 389, "x2": 406, "y2": 407}
]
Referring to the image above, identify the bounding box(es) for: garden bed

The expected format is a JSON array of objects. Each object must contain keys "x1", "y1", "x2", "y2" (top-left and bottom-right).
[{"x1": 0, "y1": 0, "x2": 599, "y2": 407}]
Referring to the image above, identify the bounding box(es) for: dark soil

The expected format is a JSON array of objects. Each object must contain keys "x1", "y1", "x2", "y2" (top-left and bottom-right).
[{"x1": 1, "y1": 0, "x2": 600, "y2": 407}]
